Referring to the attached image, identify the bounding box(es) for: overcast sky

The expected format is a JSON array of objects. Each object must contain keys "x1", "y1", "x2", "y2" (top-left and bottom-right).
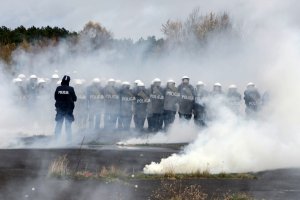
[{"x1": 0, "y1": 0, "x2": 299, "y2": 39}]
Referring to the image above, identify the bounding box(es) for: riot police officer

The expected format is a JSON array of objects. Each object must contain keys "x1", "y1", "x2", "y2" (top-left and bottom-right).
[
  {"x1": 103, "y1": 78, "x2": 120, "y2": 130},
  {"x1": 148, "y1": 78, "x2": 164, "y2": 132},
  {"x1": 54, "y1": 75, "x2": 77, "y2": 142},
  {"x1": 86, "y1": 78, "x2": 104, "y2": 130},
  {"x1": 163, "y1": 79, "x2": 179, "y2": 130},
  {"x1": 194, "y1": 81, "x2": 209, "y2": 126},
  {"x1": 244, "y1": 82, "x2": 261, "y2": 116},
  {"x1": 178, "y1": 76, "x2": 195, "y2": 120},
  {"x1": 133, "y1": 82, "x2": 150, "y2": 132},
  {"x1": 119, "y1": 82, "x2": 135, "y2": 130},
  {"x1": 227, "y1": 84, "x2": 242, "y2": 114}
]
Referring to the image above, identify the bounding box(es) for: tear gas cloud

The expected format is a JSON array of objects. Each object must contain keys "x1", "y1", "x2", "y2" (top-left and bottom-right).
[{"x1": 0, "y1": 0, "x2": 299, "y2": 174}]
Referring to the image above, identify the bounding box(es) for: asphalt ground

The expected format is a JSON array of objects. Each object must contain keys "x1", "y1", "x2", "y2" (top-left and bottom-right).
[{"x1": 0, "y1": 146, "x2": 299, "y2": 199}]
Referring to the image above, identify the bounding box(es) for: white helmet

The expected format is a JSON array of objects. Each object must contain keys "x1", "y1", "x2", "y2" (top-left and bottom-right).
[
  {"x1": 214, "y1": 82, "x2": 222, "y2": 87},
  {"x1": 74, "y1": 79, "x2": 83, "y2": 85},
  {"x1": 197, "y1": 81, "x2": 205, "y2": 86},
  {"x1": 122, "y1": 81, "x2": 130, "y2": 86},
  {"x1": 30, "y1": 74, "x2": 38, "y2": 79},
  {"x1": 18, "y1": 74, "x2": 26, "y2": 80},
  {"x1": 92, "y1": 78, "x2": 101, "y2": 83},
  {"x1": 13, "y1": 78, "x2": 22, "y2": 83},
  {"x1": 137, "y1": 82, "x2": 145, "y2": 87},
  {"x1": 134, "y1": 80, "x2": 142, "y2": 84},
  {"x1": 229, "y1": 84, "x2": 237, "y2": 89},
  {"x1": 167, "y1": 79, "x2": 175, "y2": 83},
  {"x1": 37, "y1": 78, "x2": 46, "y2": 84},
  {"x1": 182, "y1": 75, "x2": 190, "y2": 80},
  {"x1": 108, "y1": 78, "x2": 115, "y2": 83},
  {"x1": 153, "y1": 78, "x2": 161, "y2": 83},
  {"x1": 247, "y1": 82, "x2": 255, "y2": 87},
  {"x1": 51, "y1": 74, "x2": 59, "y2": 79}
]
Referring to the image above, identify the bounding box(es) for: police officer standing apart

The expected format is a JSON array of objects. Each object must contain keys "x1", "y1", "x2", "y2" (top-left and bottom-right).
[
  {"x1": 54, "y1": 75, "x2": 77, "y2": 142},
  {"x1": 178, "y1": 76, "x2": 195, "y2": 120}
]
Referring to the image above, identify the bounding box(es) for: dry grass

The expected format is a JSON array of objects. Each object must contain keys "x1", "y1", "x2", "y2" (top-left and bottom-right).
[
  {"x1": 141, "y1": 166, "x2": 255, "y2": 180},
  {"x1": 48, "y1": 155, "x2": 255, "y2": 181},
  {"x1": 74, "y1": 170, "x2": 95, "y2": 179},
  {"x1": 152, "y1": 180, "x2": 208, "y2": 200},
  {"x1": 48, "y1": 154, "x2": 70, "y2": 177},
  {"x1": 99, "y1": 166, "x2": 127, "y2": 179},
  {"x1": 221, "y1": 192, "x2": 254, "y2": 200},
  {"x1": 152, "y1": 180, "x2": 253, "y2": 200}
]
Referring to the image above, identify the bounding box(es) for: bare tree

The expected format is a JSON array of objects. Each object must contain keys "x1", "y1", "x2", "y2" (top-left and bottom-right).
[{"x1": 162, "y1": 8, "x2": 232, "y2": 45}]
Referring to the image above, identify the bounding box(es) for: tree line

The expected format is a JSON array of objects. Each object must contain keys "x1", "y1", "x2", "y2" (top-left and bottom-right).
[
  {"x1": 0, "y1": 10, "x2": 233, "y2": 66},
  {"x1": 0, "y1": 25, "x2": 76, "y2": 45}
]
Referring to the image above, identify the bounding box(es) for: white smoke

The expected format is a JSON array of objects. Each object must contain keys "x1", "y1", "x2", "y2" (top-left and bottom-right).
[
  {"x1": 0, "y1": 0, "x2": 299, "y2": 174},
  {"x1": 118, "y1": 119, "x2": 199, "y2": 145},
  {"x1": 143, "y1": 3, "x2": 300, "y2": 174}
]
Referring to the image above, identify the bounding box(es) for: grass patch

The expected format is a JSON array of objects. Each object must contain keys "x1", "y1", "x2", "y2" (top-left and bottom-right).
[
  {"x1": 136, "y1": 171, "x2": 256, "y2": 180},
  {"x1": 117, "y1": 143, "x2": 188, "y2": 150},
  {"x1": 48, "y1": 155, "x2": 127, "y2": 180},
  {"x1": 48, "y1": 155, "x2": 256, "y2": 180},
  {"x1": 152, "y1": 180, "x2": 253, "y2": 200},
  {"x1": 98, "y1": 166, "x2": 127, "y2": 179},
  {"x1": 48, "y1": 154, "x2": 70, "y2": 178},
  {"x1": 222, "y1": 192, "x2": 254, "y2": 200},
  {"x1": 152, "y1": 181, "x2": 208, "y2": 200}
]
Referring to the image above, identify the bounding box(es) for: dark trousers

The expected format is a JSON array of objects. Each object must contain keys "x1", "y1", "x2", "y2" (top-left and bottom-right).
[
  {"x1": 55, "y1": 110, "x2": 73, "y2": 142},
  {"x1": 194, "y1": 114, "x2": 206, "y2": 126},
  {"x1": 151, "y1": 113, "x2": 163, "y2": 132},
  {"x1": 104, "y1": 113, "x2": 118, "y2": 130},
  {"x1": 163, "y1": 110, "x2": 176, "y2": 130},
  {"x1": 147, "y1": 115, "x2": 155, "y2": 132},
  {"x1": 88, "y1": 112, "x2": 101, "y2": 129},
  {"x1": 245, "y1": 105, "x2": 259, "y2": 117},
  {"x1": 119, "y1": 115, "x2": 132, "y2": 130},
  {"x1": 194, "y1": 108, "x2": 206, "y2": 127},
  {"x1": 76, "y1": 113, "x2": 87, "y2": 130},
  {"x1": 178, "y1": 113, "x2": 192, "y2": 120},
  {"x1": 134, "y1": 115, "x2": 146, "y2": 131}
]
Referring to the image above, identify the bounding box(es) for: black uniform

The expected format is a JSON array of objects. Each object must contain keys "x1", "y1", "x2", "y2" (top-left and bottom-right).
[{"x1": 54, "y1": 76, "x2": 77, "y2": 141}]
